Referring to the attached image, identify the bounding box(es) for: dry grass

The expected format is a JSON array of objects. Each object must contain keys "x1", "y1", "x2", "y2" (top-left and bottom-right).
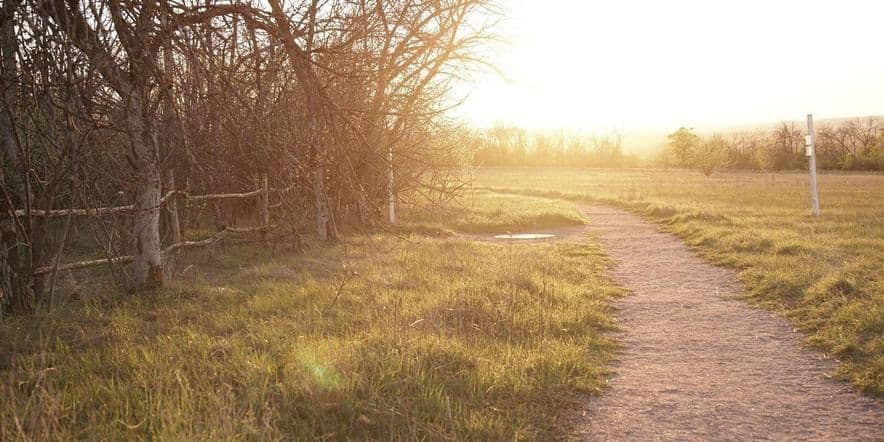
[
  {"x1": 398, "y1": 189, "x2": 585, "y2": 234},
  {"x1": 0, "y1": 192, "x2": 619, "y2": 440},
  {"x1": 477, "y1": 167, "x2": 884, "y2": 394}
]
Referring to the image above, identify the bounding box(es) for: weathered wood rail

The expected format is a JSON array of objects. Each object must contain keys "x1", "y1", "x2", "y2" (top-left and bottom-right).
[{"x1": 11, "y1": 173, "x2": 287, "y2": 278}]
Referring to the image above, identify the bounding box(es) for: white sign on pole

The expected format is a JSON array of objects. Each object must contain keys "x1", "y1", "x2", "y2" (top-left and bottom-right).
[{"x1": 806, "y1": 114, "x2": 820, "y2": 217}]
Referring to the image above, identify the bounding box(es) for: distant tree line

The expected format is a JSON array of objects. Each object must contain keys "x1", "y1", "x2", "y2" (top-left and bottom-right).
[
  {"x1": 472, "y1": 117, "x2": 884, "y2": 173},
  {"x1": 659, "y1": 117, "x2": 884, "y2": 175},
  {"x1": 471, "y1": 123, "x2": 640, "y2": 168},
  {"x1": 0, "y1": 0, "x2": 495, "y2": 314}
]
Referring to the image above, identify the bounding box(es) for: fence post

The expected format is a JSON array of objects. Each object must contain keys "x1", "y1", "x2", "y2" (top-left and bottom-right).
[
  {"x1": 212, "y1": 199, "x2": 224, "y2": 232},
  {"x1": 165, "y1": 169, "x2": 182, "y2": 244},
  {"x1": 114, "y1": 190, "x2": 129, "y2": 251},
  {"x1": 260, "y1": 173, "x2": 270, "y2": 244}
]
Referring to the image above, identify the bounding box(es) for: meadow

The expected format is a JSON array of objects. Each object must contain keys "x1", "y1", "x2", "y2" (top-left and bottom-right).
[
  {"x1": 0, "y1": 191, "x2": 619, "y2": 440},
  {"x1": 476, "y1": 167, "x2": 884, "y2": 394},
  {"x1": 2, "y1": 168, "x2": 882, "y2": 439}
]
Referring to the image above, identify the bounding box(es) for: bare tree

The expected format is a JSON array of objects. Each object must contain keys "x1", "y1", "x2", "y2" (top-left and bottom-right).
[
  {"x1": 0, "y1": 0, "x2": 33, "y2": 312},
  {"x1": 696, "y1": 133, "x2": 725, "y2": 176},
  {"x1": 39, "y1": 0, "x2": 167, "y2": 289},
  {"x1": 1, "y1": 0, "x2": 499, "y2": 313}
]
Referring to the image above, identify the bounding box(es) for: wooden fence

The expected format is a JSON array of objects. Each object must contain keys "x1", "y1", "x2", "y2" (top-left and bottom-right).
[{"x1": 5, "y1": 173, "x2": 285, "y2": 279}]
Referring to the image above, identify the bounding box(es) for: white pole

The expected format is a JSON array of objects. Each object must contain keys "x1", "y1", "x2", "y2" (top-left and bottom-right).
[
  {"x1": 806, "y1": 114, "x2": 820, "y2": 217},
  {"x1": 387, "y1": 147, "x2": 395, "y2": 223}
]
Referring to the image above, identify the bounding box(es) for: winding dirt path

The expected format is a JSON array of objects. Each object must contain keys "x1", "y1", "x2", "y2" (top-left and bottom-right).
[{"x1": 572, "y1": 205, "x2": 884, "y2": 441}]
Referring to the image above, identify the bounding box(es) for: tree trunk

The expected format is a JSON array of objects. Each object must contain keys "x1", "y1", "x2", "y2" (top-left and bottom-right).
[
  {"x1": 212, "y1": 200, "x2": 225, "y2": 232},
  {"x1": 308, "y1": 122, "x2": 337, "y2": 241},
  {"x1": 160, "y1": 36, "x2": 182, "y2": 247},
  {"x1": 0, "y1": 0, "x2": 36, "y2": 313},
  {"x1": 303, "y1": 92, "x2": 337, "y2": 241},
  {"x1": 312, "y1": 167, "x2": 333, "y2": 241},
  {"x1": 127, "y1": 91, "x2": 163, "y2": 290},
  {"x1": 0, "y1": 4, "x2": 26, "y2": 206},
  {"x1": 259, "y1": 173, "x2": 270, "y2": 243}
]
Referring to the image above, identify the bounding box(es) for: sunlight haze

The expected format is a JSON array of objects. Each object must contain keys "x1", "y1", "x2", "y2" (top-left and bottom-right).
[
  {"x1": 4, "y1": 1, "x2": 884, "y2": 437},
  {"x1": 458, "y1": 0, "x2": 884, "y2": 131}
]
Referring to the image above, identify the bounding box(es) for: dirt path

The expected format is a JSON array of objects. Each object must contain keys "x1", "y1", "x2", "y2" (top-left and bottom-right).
[{"x1": 571, "y1": 205, "x2": 884, "y2": 441}]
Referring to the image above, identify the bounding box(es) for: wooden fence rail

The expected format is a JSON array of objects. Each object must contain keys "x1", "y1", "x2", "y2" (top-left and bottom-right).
[
  {"x1": 20, "y1": 173, "x2": 279, "y2": 277},
  {"x1": 4, "y1": 181, "x2": 288, "y2": 219}
]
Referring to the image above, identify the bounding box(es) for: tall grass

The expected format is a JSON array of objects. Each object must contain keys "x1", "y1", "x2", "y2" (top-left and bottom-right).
[
  {"x1": 477, "y1": 167, "x2": 884, "y2": 394},
  {"x1": 398, "y1": 189, "x2": 585, "y2": 234},
  {"x1": 0, "y1": 194, "x2": 619, "y2": 439}
]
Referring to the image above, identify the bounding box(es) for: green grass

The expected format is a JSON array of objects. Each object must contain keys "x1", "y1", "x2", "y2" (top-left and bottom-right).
[
  {"x1": 476, "y1": 167, "x2": 884, "y2": 394},
  {"x1": 398, "y1": 189, "x2": 585, "y2": 234},
  {"x1": 0, "y1": 192, "x2": 619, "y2": 440},
  {"x1": 12, "y1": 166, "x2": 877, "y2": 439}
]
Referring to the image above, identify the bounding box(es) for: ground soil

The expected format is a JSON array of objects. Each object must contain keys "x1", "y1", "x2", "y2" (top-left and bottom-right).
[
  {"x1": 573, "y1": 205, "x2": 883, "y2": 440},
  {"x1": 475, "y1": 204, "x2": 884, "y2": 440}
]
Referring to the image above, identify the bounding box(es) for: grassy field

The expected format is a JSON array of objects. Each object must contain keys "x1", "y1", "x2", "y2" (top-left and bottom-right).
[
  {"x1": 4, "y1": 167, "x2": 881, "y2": 439},
  {"x1": 0, "y1": 192, "x2": 619, "y2": 440},
  {"x1": 399, "y1": 189, "x2": 585, "y2": 234},
  {"x1": 476, "y1": 167, "x2": 884, "y2": 394}
]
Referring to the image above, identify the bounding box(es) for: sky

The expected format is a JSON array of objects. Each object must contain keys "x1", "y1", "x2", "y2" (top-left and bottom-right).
[{"x1": 455, "y1": 0, "x2": 884, "y2": 132}]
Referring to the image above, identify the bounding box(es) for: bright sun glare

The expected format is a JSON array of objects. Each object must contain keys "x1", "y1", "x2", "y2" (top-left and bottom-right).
[{"x1": 457, "y1": 0, "x2": 884, "y2": 131}]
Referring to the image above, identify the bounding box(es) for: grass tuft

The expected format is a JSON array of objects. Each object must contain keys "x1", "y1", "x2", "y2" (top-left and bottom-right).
[
  {"x1": 476, "y1": 167, "x2": 884, "y2": 394},
  {"x1": 0, "y1": 192, "x2": 620, "y2": 439}
]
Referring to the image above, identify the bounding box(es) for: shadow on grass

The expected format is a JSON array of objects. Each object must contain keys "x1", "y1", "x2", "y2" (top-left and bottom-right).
[{"x1": 1, "y1": 232, "x2": 620, "y2": 439}]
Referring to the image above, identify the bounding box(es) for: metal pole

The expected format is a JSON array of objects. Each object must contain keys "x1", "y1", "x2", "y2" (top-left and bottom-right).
[
  {"x1": 806, "y1": 114, "x2": 820, "y2": 217},
  {"x1": 388, "y1": 147, "x2": 395, "y2": 223}
]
